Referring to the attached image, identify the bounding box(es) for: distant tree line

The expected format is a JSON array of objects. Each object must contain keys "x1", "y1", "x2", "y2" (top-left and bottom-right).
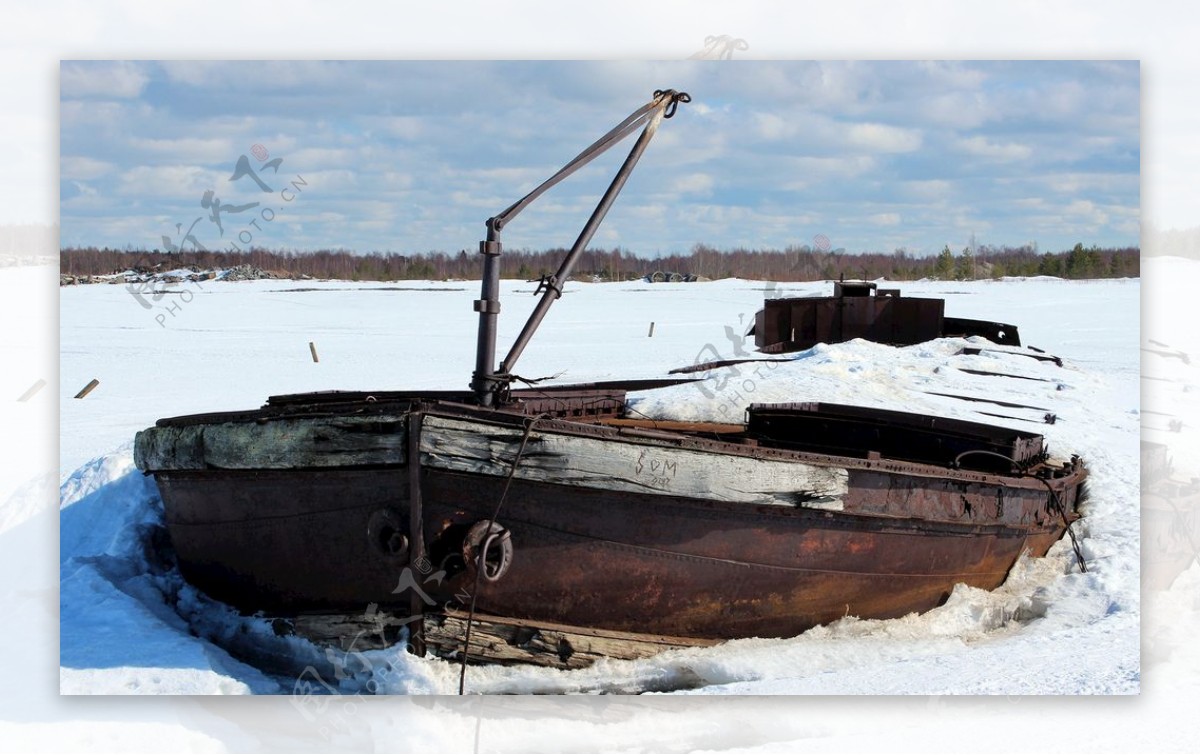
[{"x1": 59, "y1": 242, "x2": 1139, "y2": 282}]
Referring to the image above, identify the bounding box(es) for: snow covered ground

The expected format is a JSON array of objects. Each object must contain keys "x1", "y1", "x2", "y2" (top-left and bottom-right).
[
  {"x1": 3, "y1": 261, "x2": 1196, "y2": 748},
  {"x1": 53, "y1": 271, "x2": 1143, "y2": 701}
]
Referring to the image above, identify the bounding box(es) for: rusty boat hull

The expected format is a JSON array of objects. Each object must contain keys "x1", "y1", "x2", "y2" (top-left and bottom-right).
[
  {"x1": 750, "y1": 280, "x2": 1022, "y2": 354},
  {"x1": 135, "y1": 384, "x2": 1086, "y2": 644}
]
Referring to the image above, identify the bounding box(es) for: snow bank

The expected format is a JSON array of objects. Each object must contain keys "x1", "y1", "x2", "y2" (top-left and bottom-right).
[{"x1": 57, "y1": 275, "x2": 1140, "y2": 695}]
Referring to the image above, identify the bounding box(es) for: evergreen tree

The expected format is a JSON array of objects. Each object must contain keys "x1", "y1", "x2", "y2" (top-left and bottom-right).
[
  {"x1": 1065, "y1": 243, "x2": 1098, "y2": 279},
  {"x1": 1038, "y1": 252, "x2": 1063, "y2": 277},
  {"x1": 955, "y1": 247, "x2": 974, "y2": 280},
  {"x1": 935, "y1": 245, "x2": 955, "y2": 279}
]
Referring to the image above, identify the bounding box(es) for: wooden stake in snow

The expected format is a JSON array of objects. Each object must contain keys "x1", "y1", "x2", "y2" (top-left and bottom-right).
[
  {"x1": 74, "y1": 379, "x2": 99, "y2": 399},
  {"x1": 309, "y1": 342, "x2": 320, "y2": 363},
  {"x1": 648, "y1": 322, "x2": 655, "y2": 338}
]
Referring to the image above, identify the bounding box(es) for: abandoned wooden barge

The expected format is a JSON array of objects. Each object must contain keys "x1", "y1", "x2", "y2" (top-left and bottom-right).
[
  {"x1": 133, "y1": 89, "x2": 1088, "y2": 669},
  {"x1": 135, "y1": 388, "x2": 1086, "y2": 649}
]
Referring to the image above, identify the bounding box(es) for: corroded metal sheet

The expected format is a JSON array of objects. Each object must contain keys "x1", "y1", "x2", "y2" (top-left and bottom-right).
[
  {"x1": 747, "y1": 401, "x2": 1047, "y2": 470},
  {"x1": 944, "y1": 316, "x2": 1021, "y2": 346},
  {"x1": 752, "y1": 284, "x2": 1023, "y2": 352},
  {"x1": 420, "y1": 470, "x2": 1064, "y2": 639},
  {"x1": 151, "y1": 433, "x2": 1080, "y2": 640},
  {"x1": 755, "y1": 294, "x2": 944, "y2": 351}
]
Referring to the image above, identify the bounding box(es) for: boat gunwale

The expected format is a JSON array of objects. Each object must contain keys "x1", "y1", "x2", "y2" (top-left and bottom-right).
[{"x1": 139, "y1": 398, "x2": 1086, "y2": 493}]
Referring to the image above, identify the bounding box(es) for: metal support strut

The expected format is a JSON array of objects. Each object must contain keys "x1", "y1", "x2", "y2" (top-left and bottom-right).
[{"x1": 470, "y1": 88, "x2": 690, "y2": 406}]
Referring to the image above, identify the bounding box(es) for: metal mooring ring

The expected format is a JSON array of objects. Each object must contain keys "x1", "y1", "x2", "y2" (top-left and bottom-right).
[{"x1": 464, "y1": 519, "x2": 513, "y2": 582}]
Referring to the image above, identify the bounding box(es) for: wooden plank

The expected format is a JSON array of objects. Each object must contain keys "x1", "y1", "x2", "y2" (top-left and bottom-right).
[
  {"x1": 134, "y1": 414, "x2": 409, "y2": 470},
  {"x1": 424, "y1": 611, "x2": 718, "y2": 669},
  {"x1": 419, "y1": 415, "x2": 848, "y2": 508},
  {"x1": 289, "y1": 612, "x2": 412, "y2": 651},
  {"x1": 73, "y1": 378, "x2": 100, "y2": 399},
  {"x1": 285, "y1": 609, "x2": 717, "y2": 669}
]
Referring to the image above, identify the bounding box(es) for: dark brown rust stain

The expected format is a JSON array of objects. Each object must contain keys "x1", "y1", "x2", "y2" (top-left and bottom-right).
[
  {"x1": 142, "y1": 387, "x2": 1084, "y2": 646},
  {"x1": 751, "y1": 282, "x2": 1023, "y2": 354},
  {"x1": 155, "y1": 461, "x2": 1075, "y2": 640}
]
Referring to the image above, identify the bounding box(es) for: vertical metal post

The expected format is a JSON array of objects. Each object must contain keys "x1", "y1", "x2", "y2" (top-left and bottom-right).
[
  {"x1": 471, "y1": 221, "x2": 503, "y2": 406},
  {"x1": 406, "y1": 411, "x2": 426, "y2": 656}
]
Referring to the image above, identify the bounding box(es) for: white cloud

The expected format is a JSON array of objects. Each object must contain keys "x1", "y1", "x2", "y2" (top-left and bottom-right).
[
  {"x1": 61, "y1": 182, "x2": 110, "y2": 214},
  {"x1": 380, "y1": 171, "x2": 413, "y2": 190},
  {"x1": 921, "y1": 91, "x2": 990, "y2": 129},
  {"x1": 61, "y1": 61, "x2": 148, "y2": 98},
  {"x1": 468, "y1": 166, "x2": 552, "y2": 186},
  {"x1": 60, "y1": 99, "x2": 152, "y2": 130},
  {"x1": 1045, "y1": 172, "x2": 1137, "y2": 194},
  {"x1": 116, "y1": 164, "x2": 227, "y2": 199},
  {"x1": 917, "y1": 61, "x2": 988, "y2": 90},
  {"x1": 785, "y1": 155, "x2": 877, "y2": 183},
  {"x1": 671, "y1": 172, "x2": 714, "y2": 195},
  {"x1": 450, "y1": 190, "x2": 502, "y2": 209},
  {"x1": 1064, "y1": 199, "x2": 1110, "y2": 226},
  {"x1": 61, "y1": 156, "x2": 114, "y2": 180},
  {"x1": 753, "y1": 112, "x2": 794, "y2": 141},
  {"x1": 846, "y1": 123, "x2": 922, "y2": 153},
  {"x1": 650, "y1": 128, "x2": 728, "y2": 166},
  {"x1": 356, "y1": 200, "x2": 398, "y2": 222},
  {"x1": 262, "y1": 134, "x2": 300, "y2": 155},
  {"x1": 624, "y1": 203, "x2": 669, "y2": 222},
  {"x1": 951, "y1": 215, "x2": 992, "y2": 232},
  {"x1": 158, "y1": 61, "x2": 349, "y2": 91},
  {"x1": 56, "y1": 61, "x2": 1139, "y2": 254},
  {"x1": 676, "y1": 203, "x2": 754, "y2": 226},
  {"x1": 374, "y1": 116, "x2": 424, "y2": 140},
  {"x1": 957, "y1": 136, "x2": 1032, "y2": 161},
  {"x1": 285, "y1": 147, "x2": 356, "y2": 170},
  {"x1": 280, "y1": 211, "x2": 347, "y2": 225},
  {"x1": 129, "y1": 137, "x2": 235, "y2": 164},
  {"x1": 903, "y1": 179, "x2": 952, "y2": 200},
  {"x1": 809, "y1": 62, "x2": 873, "y2": 110},
  {"x1": 157, "y1": 61, "x2": 223, "y2": 87},
  {"x1": 296, "y1": 169, "x2": 359, "y2": 193},
  {"x1": 1037, "y1": 80, "x2": 1088, "y2": 119}
]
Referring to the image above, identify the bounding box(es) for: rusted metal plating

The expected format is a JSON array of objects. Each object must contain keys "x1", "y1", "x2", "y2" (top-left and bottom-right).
[{"x1": 751, "y1": 281, "x2": 1022, "y2": 353}]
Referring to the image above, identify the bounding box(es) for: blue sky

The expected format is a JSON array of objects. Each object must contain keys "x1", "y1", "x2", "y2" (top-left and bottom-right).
[{"x1": 59, "y1": 60, "x2": 1140, "y2": 257}]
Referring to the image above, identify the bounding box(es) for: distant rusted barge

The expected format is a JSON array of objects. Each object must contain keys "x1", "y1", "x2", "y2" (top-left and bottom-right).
[
  {"x1": 750, "y1": 280, "x2": 1022, "y2": 353},
  {"x1": 134, "y1": 90, "x2": 1087, "y2": 670}
]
